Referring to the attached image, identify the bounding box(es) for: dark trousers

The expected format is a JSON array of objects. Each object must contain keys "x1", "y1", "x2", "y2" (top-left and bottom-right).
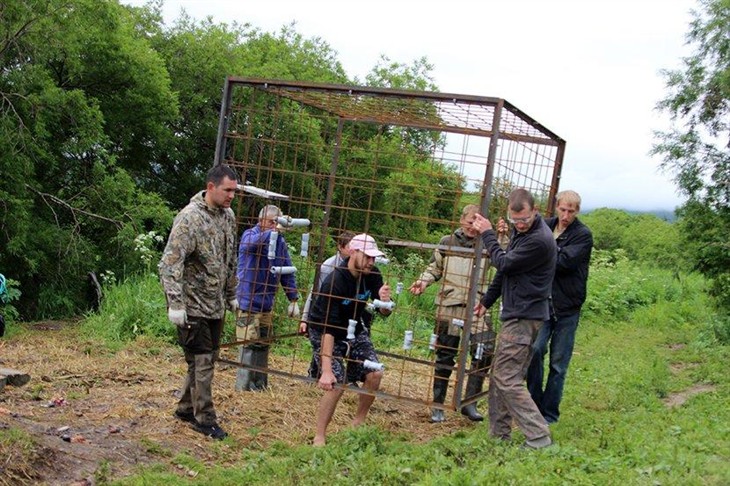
[
  {"x1": 176, "y1": 316, "x2": 223, "y2": 426},
  {"x1": 526, "y1": 312, "x2": 580, "y2": 424}
]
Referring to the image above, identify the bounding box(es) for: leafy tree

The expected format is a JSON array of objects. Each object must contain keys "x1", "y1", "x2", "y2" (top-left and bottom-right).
[
  {"x1": 652, "y1": 0, "x2": 730, "y2": 308},
  {"x1": 581, "y1": 208, "x2": 633, "y2": 252},
  {"x1": 147, "y1": 18, "x2": 350, "y2": 208},
  {"x1": 365, "y1": 55, "x2": 438, "y2": 92},
  {"x1": 582, "y1": 209, "x2": 683, "y2": 270},
  {"x1": 1, "y1": 0, "x2": 175, "y2": 318}
]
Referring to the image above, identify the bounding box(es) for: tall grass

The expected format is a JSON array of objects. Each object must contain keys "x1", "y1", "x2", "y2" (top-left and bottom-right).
[{"x1": 80, "y1": 272, "x2": 174, "y2": 351}]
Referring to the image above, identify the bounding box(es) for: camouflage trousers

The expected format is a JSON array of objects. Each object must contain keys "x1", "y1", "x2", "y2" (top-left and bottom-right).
[
  {"x1": 488, "y1": 318, "x2": 550, "y2": 442},
  {"x1": 236, "y1": 311, "x2": 274, "y2": 349},
  {"x1": 308, "y1": 327, "x2": 378, "y2": 384},
  {"x1": 175, "y1": 316, "x2": 223, "y2": 427}
]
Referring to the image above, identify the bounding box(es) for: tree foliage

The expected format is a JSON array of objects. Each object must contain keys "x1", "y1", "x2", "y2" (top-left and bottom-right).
[
  {"x1": 1, "y1": 0, "x2": 177, "y2": 317},
  {"x1": 581, "y1": 209, "x2": 683, "y2": 270},
  {"x1": 0, "y1": 0, "x2": 448, "y2": 319},
  {"x1": 652, "y1": 0, "x2": 730, "y2": 308}
]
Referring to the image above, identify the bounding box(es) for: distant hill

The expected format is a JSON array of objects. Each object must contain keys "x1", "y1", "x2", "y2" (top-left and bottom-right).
[{"x1": 582, "y1": 208, "x2": 677, "y2": 222}]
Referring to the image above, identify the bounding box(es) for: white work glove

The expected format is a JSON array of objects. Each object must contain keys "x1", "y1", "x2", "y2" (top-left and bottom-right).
[
  {"x1": 287, "y1": 301, "x2": 301, "y2": 318},
  {"x1": 228, "y1": 299, "x2": 239, "y2": 312},
  {"x1": 168, "y1": 308, "x2": 187, "y2": 328}
]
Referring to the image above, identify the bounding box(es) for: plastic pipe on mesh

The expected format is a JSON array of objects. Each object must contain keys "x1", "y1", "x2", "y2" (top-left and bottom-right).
[
  {"x1": 402, "y1": 330, "x2": 413, "y2": 350},
  {"x1": 300, "y1": 233, "x2": 309, "y2": 257},
  {"x1": 363, "y1": 360, "x2": 384, "y2": 371},
  {"x1": 429, "y1": 333, "x2": 438, "y2": 350},
  {"x1": 374, "y1": 256, "x2": 389, "y2": 265},
  {"x1": 276, "y1": 216, "x2": 311, "y2": 228},
  {"x1": 270, "y1": 266, "x2": 297, "y2": 275},
  {"x1": 395, "y1": 282, "x2": 404, "y2": 294},
  {"x1": 268, "y1": 231, "x2": 278, "y2": 260},
  {"x1": 475, "y1": 342, "x2": 485, "y2": 360},
  {"x1": 452, "y1": 318, "x2": 464, "y2": 328},
  {"x1": 347, "y1": 319, "x2": 357, "y2": 340},
  {"x1": 369, "y1": 299, "x2": 395, "y2": 311}
]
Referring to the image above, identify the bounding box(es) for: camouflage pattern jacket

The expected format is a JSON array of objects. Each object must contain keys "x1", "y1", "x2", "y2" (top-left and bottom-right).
[
  {"x1": 419, "y1": 228, "x2": 494, "y2": 308},
  {"x1": 158, "y1": 190, "x2": 237, "y2": 319}
]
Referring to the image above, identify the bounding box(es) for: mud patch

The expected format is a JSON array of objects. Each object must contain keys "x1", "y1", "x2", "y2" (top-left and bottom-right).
[
  {"x1": 663, "y1": 384, "x2": 716, "y2": 408},
  {"x1": 669, "y1": 362, "x2": 698, "y2": 375}
]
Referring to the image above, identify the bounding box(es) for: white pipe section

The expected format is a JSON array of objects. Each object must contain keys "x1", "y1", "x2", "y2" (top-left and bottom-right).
[
  {"x1": 475, "y1": 342, "x2": 485, "y2": 360},
  {"x1": 300, "y1": 233, "x2": 310, "y2": 257},
  {"x1": 374, "y1": 256, "x2": 389, "y2": 265},
  {"x1": 270, "y1": 266, "x2": 297, "y2": 275},
  {"x1": 370, "y1": 299, "x2": 395, "y2": 311},
  {"x1": 347, "y1": 319, "x2": 357, "y2": 340},
  {"x1": 268, "y1": 231, "x2": 278, "y2": 260},
  {"x1": 402, "y1": 330, "x2": 413, "y2": 350},
  {"x1": 276, "y1": 216, "x2": 311, "y2": 228},
  {"x1": 429, "y1": 333, "x2": 438, "y2": 350},
  {"x1": 363, "y1": 360, "x2": 385, "y2": 372}
]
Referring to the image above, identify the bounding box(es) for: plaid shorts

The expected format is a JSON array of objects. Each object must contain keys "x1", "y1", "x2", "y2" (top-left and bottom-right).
[{"x1": 308, "y1": 327, "x2": 379, "y2": 384}]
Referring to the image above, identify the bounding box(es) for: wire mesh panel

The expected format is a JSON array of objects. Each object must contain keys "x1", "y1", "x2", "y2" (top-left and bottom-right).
[{"x1": 214, "y1": 78, "x2": 565, "y2": 411}]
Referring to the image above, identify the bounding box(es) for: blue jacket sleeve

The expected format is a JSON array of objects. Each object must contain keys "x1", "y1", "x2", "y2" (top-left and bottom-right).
[{"x1": 239, "y1": 226, "x2": 271, "y2": 254}]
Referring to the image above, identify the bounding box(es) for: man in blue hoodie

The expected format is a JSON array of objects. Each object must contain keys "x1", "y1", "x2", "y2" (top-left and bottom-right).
[
  {"x1": 527, "y1": 190, "x2": 593, "y2": 424},
  {"x1": 473, "y1": 188, "x2": 557, "y2": 450},
  {"x1": 236, "y1": 204, "x2": 300, "y2": 391}
]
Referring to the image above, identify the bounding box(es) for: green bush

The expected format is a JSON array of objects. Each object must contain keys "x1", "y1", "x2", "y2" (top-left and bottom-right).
[
  {"x1": 81, "y1": 272, "x2": 172, "y2": 350},
  {"x1": 582, "y1": 209, "x2": 683, "y2": 270},
  {"x1": 1, "y1": 276, "x2": 22, "y2": 323}
]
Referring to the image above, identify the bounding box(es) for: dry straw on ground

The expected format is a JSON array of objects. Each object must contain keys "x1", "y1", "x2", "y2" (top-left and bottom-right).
[{"x1": 0, "y1": 321, "x2": 480, "y2": 484}]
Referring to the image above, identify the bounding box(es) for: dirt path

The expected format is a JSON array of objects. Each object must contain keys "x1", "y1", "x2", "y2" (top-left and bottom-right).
[{"x1": 0, "y1": 322, "x2": 475, "y2": 485}]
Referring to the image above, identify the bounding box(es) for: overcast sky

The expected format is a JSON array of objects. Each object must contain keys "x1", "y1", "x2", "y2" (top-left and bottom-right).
[{"x1": 125, "y1": 0, "x2": 697, "y2": 211}]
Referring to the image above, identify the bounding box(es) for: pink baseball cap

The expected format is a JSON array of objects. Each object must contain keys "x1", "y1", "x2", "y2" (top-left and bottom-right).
[{"x1": 349, "y1": 233, "x2": 385, "y2": 258}]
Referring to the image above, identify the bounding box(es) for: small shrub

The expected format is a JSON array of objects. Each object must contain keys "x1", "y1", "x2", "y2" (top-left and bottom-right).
[
  {"x1": 81, "y1": 273, "x2": 172, "y2": 348},
  {"x1": 1, "y1": 277, "x2": 22, "y2": 337}
]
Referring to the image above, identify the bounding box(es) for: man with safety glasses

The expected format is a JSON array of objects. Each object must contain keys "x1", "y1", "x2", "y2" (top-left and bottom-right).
[{"x1": 472, "y1": 188, "x2": 557, "y2": 450}]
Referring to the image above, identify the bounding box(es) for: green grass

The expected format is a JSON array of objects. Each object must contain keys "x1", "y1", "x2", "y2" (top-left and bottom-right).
[
  {"x1": 73, "y1": 256, "x2": 730, "y2": 485},
  {"x1": 0, "y1": 428, "x2": 46, "y2": 483}
]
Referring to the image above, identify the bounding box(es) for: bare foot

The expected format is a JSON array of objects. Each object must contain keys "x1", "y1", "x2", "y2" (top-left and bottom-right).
[
  {"x1": 312, "y1": 436, "x2": 326, "y2": 447},
  {"x1": 352, "y1": 416, "x2": 366, "y2": 427}
]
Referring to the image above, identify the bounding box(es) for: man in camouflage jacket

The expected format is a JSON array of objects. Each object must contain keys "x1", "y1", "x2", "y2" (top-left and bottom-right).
[
  {"x1": 410, "y1": 204, "x2": 506, "y2": 423},
  {"x1": 159, "y1": 164, "x2": 239, "y2": 440}
]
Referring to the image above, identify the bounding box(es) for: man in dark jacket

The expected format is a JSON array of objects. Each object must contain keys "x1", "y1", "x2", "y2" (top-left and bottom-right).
[
  {"x1": 527, "y1": 190, "x2": 592, "y2": 424},
  {"x1": 473, "y1": 188, "x2": 556, "y2": 449}
]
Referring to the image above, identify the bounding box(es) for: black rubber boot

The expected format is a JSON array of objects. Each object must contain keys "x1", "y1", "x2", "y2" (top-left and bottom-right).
[
  {"x1": 235, "y1": 347, "x2": 255, "y2": 391},
  {"x1": 460, "y1": 373, "x2": 485, "y2": 422},
  {"x1": 249, "y1": 346, "x2": 269, "y2": 391},
  {"x1": 431, "y1": 379, "x2": 448, "y2": 423}
]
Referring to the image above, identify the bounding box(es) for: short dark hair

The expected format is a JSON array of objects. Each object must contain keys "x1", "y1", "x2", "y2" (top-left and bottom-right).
[
  {"x1": 207, "y1": 164, "x2": 238, "y2": 186},
  {"x1": 335, "y1": 230, "x2": 356, "y2": 249},
  {"x1": 508, "y1": 188, "x2": 535, "y2": 212}
]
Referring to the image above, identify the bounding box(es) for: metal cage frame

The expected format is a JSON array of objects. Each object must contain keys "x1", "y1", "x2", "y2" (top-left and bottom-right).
[{"x1": 213, "y1": 77, "x2": 565, "y2": 411}]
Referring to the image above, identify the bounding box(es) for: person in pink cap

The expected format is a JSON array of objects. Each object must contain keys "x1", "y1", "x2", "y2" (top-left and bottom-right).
[{"x1": 307, "y1": 233, "x2": 392, "y2": 446}]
